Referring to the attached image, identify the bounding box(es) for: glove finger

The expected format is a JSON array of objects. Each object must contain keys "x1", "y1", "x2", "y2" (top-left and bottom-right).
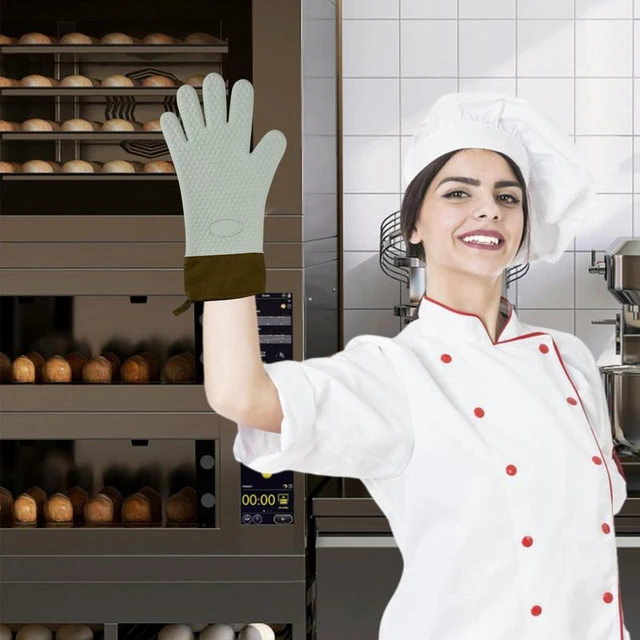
[
  {"x1": 227, "y1": 79, "x2": 254, "y2": 151},
  {"x1": 160, "y1": 111, "x2": 187, "y2": 157},
  {"x1": 251, "y1": 129, "x2": 287, "y2": 179},
  {"x1": 176, "y1": 84, "x2": 205, "y2": 141},
  {"x1": 202, "y1": 72, "x2": 227, "y2": 129}
]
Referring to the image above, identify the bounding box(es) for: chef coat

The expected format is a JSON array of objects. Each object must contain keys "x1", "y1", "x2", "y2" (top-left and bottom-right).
[{"x1": 233, "y1": 294, "x2": 630, "y2": 640}]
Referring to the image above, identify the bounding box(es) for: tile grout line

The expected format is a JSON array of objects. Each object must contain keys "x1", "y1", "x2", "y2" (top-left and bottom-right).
[{"x1": 574, "y1": 0, "x2": 577, "y2": 337}]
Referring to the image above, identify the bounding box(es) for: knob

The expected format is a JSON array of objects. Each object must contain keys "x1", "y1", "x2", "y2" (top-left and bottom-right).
[{"x1": 588, "y1": 249, "x2": 607, "y2": 276}]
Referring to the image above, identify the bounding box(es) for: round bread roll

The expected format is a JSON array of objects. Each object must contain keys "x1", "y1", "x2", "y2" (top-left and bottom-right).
[
  {"x1": 44, "y1": 492, "x2": 73, "y2": 523},
  {"x1": 179, "y1": 486, "x2": 197, "y2": 503},
  {"x1": 162, "y1": 354, "x2": 195, "y2": 383},
  {"x1": 60, "y1": 75, "x2": 98, "y2": 87},
  {"x1": 237, "y1": 624, "x2": 275, "y2": 640},
  {"x1": 0, "y1": 120, "x2": 20, "y2": 131},
  {"x1": 165, "y1": 492, "x2": 196, "y2": 523},
  {"x1": 199, "y1": 626, "x2": 235, "y2": 640},
  {"x1": 142, "y1": 118, "x2": 161, "y2": 131},
  {"x1": 142, "y1": 75, "x2": 175, "y2": 87},
  {"x1": 21, "y1": 119, "x2": 60, "y2": 132},
  {"x1": 101, "y1": 32, "x2": 135, "y2": 45},
  {"x1": 43, "y1": 355, "x2": 72, "y2": 383},
  {"x1": 65, "y1": 486, "x2": 88, "y2": 520},
  {"x1": 83, "y1": 493, "x2": 114, "y2": 523},
  {"x1": 61, "y1": 118, "x2": 99, "y2": 131},
  {"x1": 13, "y1": 493, "x2": 37, "y2": 523},
  {"x1": 121, "y1": 355, "x2": 150, "y2": 383},
  {"x1": 65, "y1": 351, "x2": 88, "y2": 381},
  {"x1": 186, "y1": 75, "x2": 205, "y2": 87},
  {"x1": 20, "y1": 74, "x2": 58, "y2": 87},
  {"x1": 0, "y1": 76, "x2": 18, "y2": 87},
  {"x1": 185, "y1": 32, "x2": 222, "y2": 44},
  {"x1": 138, "y1": 351, "x2": 160, "y2": 380},
  {"x1": 0, "y1": 487, "x2": 14, "y2": 524},
  {"x1": 12, "y1": 355, "x2": 35, "y2": 383},
  {"x1": 122, "y1": 492, "x2": 152, "y2": 523},
  {"x1": 143, "y1": 33, "x2": 180, "y2": 45},
  {"x1": 101, "y1": 352, "x2": 121, "y2": 381},
  {"x1": 18, "y1": 32, "x2": 55, "y2": 44},
  {"x1": 138, "y1": 486, "x2": 162, "y2": 521},
  {"x1": 0, "y1": 34, "x2": 18, "y2": 44},
  {"x1": 101, "y1": 119, "x2": 139, "y2": 132},
  {"x1": 98, "y1": 486, "x2": 122, "y2": 514},
  {"x1": 59, "y1": 33, "x2": 95, "y2": 45},
  {"x1": 62, "y1": 160, "x2": 99, "y2": 173},
  {"x1": 0, "y1": 161, "x2": 21, "y2": 173},
  {"x1": 82, "y1": 356, "x2": 112, "y2": 382},
  {"x1": 101, "y1": 74, "x2": 134, "y2": 87},
  {"x1": 55, "y1": 626, "x2": 93, "y2": 640},
  {"x1": 0, "y1": 624, "x2": 12, "y2": 640},
  {"x1": 158, "y1": 625, "x2": 193, "y2": 640},
  {"x1": 27, "y1": 486, "x2": 47, "y2": 518},
  {"x1": 143, "y1": 160, "x2": 175, "y2": 174},
  {"x1": 22, "y1": 160, "x2": 61, "y2": 173},
  {"x1": 16, "y1": 627, "x2": 52, "y2": 640},
  {"x1": 27, "y1": 351, "x2": 45, "y2": 383},
  {"x1": 0, "y1": 352, "x2": 11, "y2": 382},
  {"x1": 101, "y1": 160, "x2": 137, "y2": 173}
]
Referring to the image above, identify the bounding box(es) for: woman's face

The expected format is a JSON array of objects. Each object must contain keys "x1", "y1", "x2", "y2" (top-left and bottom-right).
[{"x1": 409, "y1": 148, "x2": 525, "y2": 279}]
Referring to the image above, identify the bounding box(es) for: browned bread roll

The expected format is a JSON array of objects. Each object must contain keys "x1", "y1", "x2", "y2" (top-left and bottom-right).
[
  {"x1": 138, "y1": 351, "x2": 160, "y2": 380},
  {"x1": 84, "y1": 493, "x2": 114, "y2": 523},
  {"x1": 121, "y1": 355, "x2": 150, "y2": 382},
  {"x1": 165, "y1": 492, "x2": 196, "y2": 523},
  {"x1": 185, "y1": 32, "x2": 223, "y2": 44},
  {"x1": 20, "y1": 74, "x2": 58, "y2": 87},
  {"x1": 44, "y1": 493, "x2": 73, "y2": 523},
  {"x1": 0, "y1": 120, "x2": 20, "y2": 131},
  {"x1": 142, "y1": 33, "x2": 180, "y2": 45},
  {"x1": 98, "y1": 486, "x2": 122, "y2": 514},
  {"x1": 43, "y1": 355, "x2": 72, "y2": 383},
  {"x1": 101, "y1": 119, "x2": 140, "y2": 132},
  {"x1": 62, "y1": 160, "x2": 100, "y2": 173},
  {"x1": 56, "y1": 625, "x2": 94, "y2": 640},
  {"x1": 101, "y1": 74, "x2": 135, "y2": 87},
  {"x1": 18, "y1": 32, "x2": 56, "y2": 44},
  {"x1": 60, "y1": 75, "x2": 99, "y2": 87},
  {"x1": 82, "y1": 356, "x2": 112, "y2": 383},
  {"x1": 162, "y1": 354, "x2": 195, "y2": 383},
  {"x1": 0, "y1": 486, "x2": 14, "y2": 524},
  {"x1": 0, "y1": 76, "x2": 18, "y2": 87},
  {"x1": 0, "y1": 161, "x2": 20, "y2": 173},
  {"x1": 101, "y1": 32, "x2": 137, "y2": 45},
  {"x1": 142, "y1": 75, "x2": 175, "y2": 87},
  {"x1": 0, "y1": 353, "x2": 11, "y2": 382},
  {"x1": 21, "y1": 119, "x2": 60, "y2": 132},
  {"x1": 27, "y1": 351, "x2": 45, "y2": 383},
  {"x1": 138, "y1": 486, "x2": 162, "y2": 522},
  {"x1": 61, "y1": 118, "x2": 99, "y2": 131},
  {"x1": 101, "y1": 352, "x2": 121, "y2": 381},
  {"x1": 122, "y1": 493, "x2": 152, "y2": 523},
  {"x1": 22, "y1": 160, "x2": 61, "y2": 173},
  {"x1": 13, "y1": 493, "x2": 37, "y2": 523},
  {"x1": 179, "y1": 486, "x2": 197, "y2": 503},
  {"x1": 143, "y1": 160, "x2": 175, "y2": 173},
  {"x1": 26, "y1": 486, "x2": 47, "y2": 519},
  {"x1": 142, "y1": 118, "x2": 161, "y2": 131},
  {"x1": 186, "y1": 75, "x2": 205, "y2": 87},
  {"x1": 101, "y1": 160, "x2": 138, "y2": 173},
  {"x1": 65, "y1": 486, "x2": 88, "y2": 521},
  {"x1": 0, "y1": 34, "x2": 18, "y2": 44},
  {"x1": 59, "y1": 32, "x2": 97, "y2": 44},
  {"x1": 65, "y1": 351, "x2": 88, "y2": 381},
  {"x1": 16, "y1": 625, "x2": 52, "y2": 640},
  {"x1": 12, "y1": 355, "x2": 35, "y2": 383}
]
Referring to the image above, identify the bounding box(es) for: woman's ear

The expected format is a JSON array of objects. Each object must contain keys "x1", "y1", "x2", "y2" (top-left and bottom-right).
[{"x1": 409, "y1": 227, "x2": 421, "y2": 244}]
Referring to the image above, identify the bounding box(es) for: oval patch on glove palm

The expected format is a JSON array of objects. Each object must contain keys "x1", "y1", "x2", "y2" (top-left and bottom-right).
[{"x1": 208, "y1": 218, "x2": 243, "y2": 237}]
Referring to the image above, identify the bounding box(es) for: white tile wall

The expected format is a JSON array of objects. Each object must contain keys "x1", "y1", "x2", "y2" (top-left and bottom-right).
[{"x1": 340, "y1": 0, "x2": 640, "y2": 359}]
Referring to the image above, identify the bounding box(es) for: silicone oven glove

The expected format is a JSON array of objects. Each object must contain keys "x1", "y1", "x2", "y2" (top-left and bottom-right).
[{"x1": 160, "y1": 72, "x2": 287, "y2": 316}]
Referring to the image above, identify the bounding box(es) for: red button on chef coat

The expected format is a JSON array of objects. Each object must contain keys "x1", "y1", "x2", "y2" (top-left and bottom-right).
[
  {"x1": 506, "y1": 464, "x2": 517, "y2": 476},
  {"x1": 567, "y1": 397, "x2": 578, "y2": 405},
  {"x1": 531, "y1": 605, "x2": 542, "y2": 616},
  {"x1": 602, "y1": 523, "x2": 611, "y2": 534},
  {"x1": 522, "y1": 536, "x2": 534, "y2": 547},
  {"x1": 539, "y1": 344, "x2": 549, "y2": 354},
  {"x1": 441, "y1": 353, "x2": 452, "y2": 363},
  {"x1": 603, "y1": 592, "x2": 614, "y2": 604},
  {"x1": 592, "y1": 456, "x2": 603, "y2": 465},
  {"x1": 474, "y1": 407, "x2": 485, "y2": 418}
]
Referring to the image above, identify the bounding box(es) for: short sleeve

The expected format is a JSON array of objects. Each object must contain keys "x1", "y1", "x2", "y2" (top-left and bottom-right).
[{"x1": 232, "y1": 337, "x2": 415, "y2": 480}]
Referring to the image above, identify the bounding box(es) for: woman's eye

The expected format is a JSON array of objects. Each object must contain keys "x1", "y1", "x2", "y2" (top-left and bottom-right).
[
  {"x1": 499, "y1": 194, "x2": 520, "y2": 204},
  {"x1": 444, "y1": 190, "x2": 467, "y2": 198},
  {"x1": 443, "y1": 191, "x2": 519, "y2": 204}
]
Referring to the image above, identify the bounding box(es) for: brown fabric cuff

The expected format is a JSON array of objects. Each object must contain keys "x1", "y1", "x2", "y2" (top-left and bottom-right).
[{"x1": 173, "y1": 253, "x2": 266, "y2": 316}]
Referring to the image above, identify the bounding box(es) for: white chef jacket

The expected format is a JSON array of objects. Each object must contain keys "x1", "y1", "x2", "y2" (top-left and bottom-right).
[{"x1": 233, "y1": 294, "x2": 631, "y2": 640}]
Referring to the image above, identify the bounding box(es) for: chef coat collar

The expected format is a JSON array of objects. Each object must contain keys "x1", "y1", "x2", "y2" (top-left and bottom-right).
[{"x1": 416, "y1": 294, "x2": 521, "y2": 345}]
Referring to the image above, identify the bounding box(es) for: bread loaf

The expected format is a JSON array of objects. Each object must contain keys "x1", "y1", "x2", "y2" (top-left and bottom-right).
[
  {"x1": 165, "y1": 492, "x2": 196, "y2": 523},
  {"x1": 98, "y1": 486, "x2": 122, "y2": 514},
  {"x1": 0, "y1": 487, "x2": 14, "y2": 524},
  {"x1": 44, "y1": 493, "x2": 74, "y2": 523},
  {"x1": 122, "y1": 493, "x2": 152, "y2": 523},
  {"x1": 0, "y1": 34, "x2": 18, "y2": 44},
  {"x1": 138, "y1": 486, "x2": 162, "y2": 522},
  {"x1": 82, "y1": 356, "x2": 112, "y2": 382},
  {"x1": 0, "y1": 77, "x2": 18, "y2": 87},
  {"x1": 101, "y1": 119, "x2": 140, "y2": 132},
  {"x1": 18, "y1": 32, "x2": 55, "y2": 44},
  {"x1": 13, "y1": 493, "x2": 37, "y2": 523},
  {"x1": 84, "y1": 493, "x2": 114, "y2": 523},
  {"x1": 101, "y1": 75, "x2": 134, "y2": 87},
  {"x1": 20, "y1": 74, "x2": 58, "y2": 87},
  {"x1": 142, "y1": 118, "x2": 161, "y2": 131},
  {"x1": 121, "y1": 354, "x2": 150, "y2": 382},
  {"x1": 21, "y1": 119, "x2": 60, "y2": 132},
  {"x1": 143, "y1": 160, "x2": 175, "y2": 173},
  {"x1": 16, "y1": 626, "x2": 52, "y2": 640},
  {"x1": 0, "y1": 120, "x2": 20, "y2": 131},
  {"x1": 138, "y1": 351, "x2": 160, "y2": 381},
  {"x1": 101, "y1": 32, "x2": 135, "y2": 45},
  {"x1": 142, "y1": 75, "x2": 175, "y2": 87},
  {"x1": 12, "y1": 355, "x2": 36, "y2": 383},
  {"x1": 43, "y1": 355, "x2": 72, "y2": 383},
  {"x1": 60, "y1": 75, "x2": 98, "y2": 87},
  {"x1": 186, "y1": 75, "x2": 205, "y2": 87},
  {"x1": 163, "y1": 354, "x2": 195, "y2": 383},
  {"x1": 101, "y1": 352, "x2": 121, "y2": 381},
  {"x1": 65, "y1": 486, "x2": 88, "y2": 520},
  {"x1": 101, "y1": 160, "x2": 137, "y2": 173},
  {"x1": 61, "y1": 119, "x2": 99, "y2": 131},
  {"x1": 62, "y1": 160, "x2": 100, "y2": 173},
  {"x1": 0, "y1": 353, "x2": 11, "y2": 382},
  {"x1": 55, "y1": 626, "x2": 94, "y2": 640},
  {"x1": 27, "y1": 351, "x2": 45, "y2": 382},
  {"x1": 65, "y1": 351, "x2": 88, "y2": 381},
  {"x1": 59, "y1": 33, "x2": 96, "y2": 44},
  {"x1": 0, "y1": 161, "x2": 20, "y2": 173},
  {"x1": 22, "y1": 160, "x2": 61, "y2": 173},
  {"x1": 142, "y1": 33, "x2": 180, "y2": 45},
  {"x1": 185, "y1": 32, "x2": 222, "y2": 44},
  {"x1": 27, "y1": 486, "x2": 47, "y2": 519}
]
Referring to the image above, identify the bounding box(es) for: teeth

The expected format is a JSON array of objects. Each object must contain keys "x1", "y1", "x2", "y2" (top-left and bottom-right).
[{"x1": 461, "y1": 235, "x2": 500, "y2": 245}]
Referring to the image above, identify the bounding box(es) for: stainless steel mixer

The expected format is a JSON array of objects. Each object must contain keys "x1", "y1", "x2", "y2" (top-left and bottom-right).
[{"x1": 589, "y1": 238, "x2": 640, "y2": 456}]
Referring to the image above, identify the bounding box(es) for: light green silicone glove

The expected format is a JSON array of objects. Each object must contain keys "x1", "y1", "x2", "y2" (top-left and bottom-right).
[{"x1": 160, "y1": 72, "x2": 287, "y2": 315}]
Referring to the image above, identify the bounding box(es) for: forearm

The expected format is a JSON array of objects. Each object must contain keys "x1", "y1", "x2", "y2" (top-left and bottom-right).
[{"x1": 202, "y1": 296, "x2": 267, "y2": 413}]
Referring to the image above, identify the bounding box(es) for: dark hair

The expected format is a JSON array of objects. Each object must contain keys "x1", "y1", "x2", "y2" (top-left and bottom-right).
[{"x1": 400, "y1": 149, "x2": 532, "y2": 265}]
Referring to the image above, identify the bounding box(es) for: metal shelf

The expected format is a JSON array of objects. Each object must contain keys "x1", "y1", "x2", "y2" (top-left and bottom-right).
[
  {"x1": 1, "y1": 174, "x2": 176, "y2": 180},
  {"x1": 0, "y1": 87, "x2": 203, "y2": 97},
  {"x1": 0, "y1": 44, "x2": 228, "y2": 55},
  {"x1": 1, "y1": 132, "x2": 165, "y2": 141}
]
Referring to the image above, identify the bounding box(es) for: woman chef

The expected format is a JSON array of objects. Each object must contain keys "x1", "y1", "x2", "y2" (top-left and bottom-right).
[{"x1": 162, "y1": 76, "x2": 630, "y2": 639}]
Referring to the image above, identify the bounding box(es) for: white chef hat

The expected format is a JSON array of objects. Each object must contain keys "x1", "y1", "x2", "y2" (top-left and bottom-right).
[{"x1": 403, "y1": 92, "x2": 599, "y2": 265}]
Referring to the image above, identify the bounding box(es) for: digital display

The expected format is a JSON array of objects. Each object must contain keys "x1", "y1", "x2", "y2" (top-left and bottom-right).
[{"x1": 240, "y1": 293, "x2": 294, "y2": 525}]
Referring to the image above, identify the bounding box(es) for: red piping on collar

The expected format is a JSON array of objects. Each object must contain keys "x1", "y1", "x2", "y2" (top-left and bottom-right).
[{"x1": 422, "y1": 294, "x2": 514, "y2": 344}]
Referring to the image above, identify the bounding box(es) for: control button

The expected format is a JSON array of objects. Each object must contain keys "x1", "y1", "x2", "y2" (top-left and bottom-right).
[
  {"x1": 274, "y1": 514, "x2": 293, "y2": 524},
  {"x1": 242, "y1": 514, "x2": 253, "y2": 524},
  {"x1": 539, "y1": 344, "x2": 549, "y2": 354},
  {"x1": 522, "y1": 536, "x2": 534, "y2": 548},
  {"x1": 506, "y1": 465, "x2": 518, "y2": 476},
  {"x1": 592, "y1": 456, "x2": 603, "y2": 466},
  {"x1": 603, "y1": 592, "x2": 614, "y2": 604},
  {"x1": 441, "y1": 353, "x2": 452, "y2": 363},
  {"x1": 567, "y1": 397, "x2": 578, "y2": 406},
  {"x1": 252, "y1": 514, "x2": 263, "y2": 524},
  {"x1": 474, "y1": 407, "x2": 485, "y2": 418},
  {"x1": 531, "y1": 605, "x2": 542, "y2": 616},
  {"x1": 602, "y1": 523, "x2": 611, "y2": 534}
]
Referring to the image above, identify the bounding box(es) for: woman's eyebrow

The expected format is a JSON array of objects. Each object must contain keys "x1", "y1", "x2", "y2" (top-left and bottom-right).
[{"x1": 436, "y1": 176, "x2": 522, "y2": 191}]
